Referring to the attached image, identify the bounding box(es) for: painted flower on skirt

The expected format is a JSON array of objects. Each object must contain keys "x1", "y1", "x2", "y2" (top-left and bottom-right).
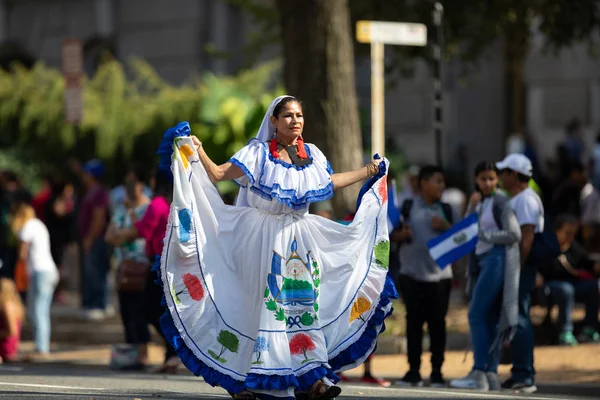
[{"x1": 182, "y1": 273, "x2": 205, "y2": 301}]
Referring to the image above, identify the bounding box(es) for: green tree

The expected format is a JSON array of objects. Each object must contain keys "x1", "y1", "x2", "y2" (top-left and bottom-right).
[
  {"x1": 347, "y1": 0, "x2": 600, "y2": 138},
  {"x1": 226, "y1": 0, "x2": 600, "y2": 148},
  {"x1": 0, "y1": 58, "x2": 280, "y2": 189}
]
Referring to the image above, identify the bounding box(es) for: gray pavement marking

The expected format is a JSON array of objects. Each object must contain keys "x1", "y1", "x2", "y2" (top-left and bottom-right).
[{"x1": 0, "y1": 381, "x2": 106, "y2": 391}]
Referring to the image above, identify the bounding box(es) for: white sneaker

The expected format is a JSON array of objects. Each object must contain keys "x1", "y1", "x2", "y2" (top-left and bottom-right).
[
  {"x1": 84, "y1": 309, "x2": 106, "y2": 321},
  {"x1": 449, "y1": 370, "x2": 489, "y2": 391},
  {"x1": 104, "y1": 305, "x2": 116, "y2": 318}
]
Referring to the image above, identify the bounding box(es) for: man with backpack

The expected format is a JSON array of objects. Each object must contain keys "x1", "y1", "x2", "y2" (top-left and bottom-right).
[
  {"x1": 392, "y1": 165, "x2": 455, "y2": 388},
  {"x1": 496, "y1": 153, "x2": 545, "y2": 393}
]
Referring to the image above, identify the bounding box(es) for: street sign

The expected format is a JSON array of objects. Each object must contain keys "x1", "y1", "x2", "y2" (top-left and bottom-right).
[
  {"x1": 65, "y1": 75, "x2": 83, "y2": 124},
  {"x1": 62, "y1": 39, "x2": 83, "y2": 123},
  {"x1": 356, "y1": 21, "x2": 428, "y2": 156},
  {"x1": 62, "y1": 39, "x2": 83, "y2": 75},
  {"x1": 356, "y1": 21, "x2": 427, "y2": 46}
]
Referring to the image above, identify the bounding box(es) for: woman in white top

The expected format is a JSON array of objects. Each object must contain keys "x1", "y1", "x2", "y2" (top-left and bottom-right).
[
  {"x1": 450, "y1": 162, "x2": 522, "y2": 391},
  {"x1": 11, "y1": 203, "x2": 59, "y2": 359},
  {"x1": 156, "y1": 96, "x2": 395, "y2": 400}
]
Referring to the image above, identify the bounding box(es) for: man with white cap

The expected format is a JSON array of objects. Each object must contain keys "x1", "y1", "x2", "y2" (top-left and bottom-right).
[{"x1": 496, "y1": 153, "x2": 544, "y2": 393}]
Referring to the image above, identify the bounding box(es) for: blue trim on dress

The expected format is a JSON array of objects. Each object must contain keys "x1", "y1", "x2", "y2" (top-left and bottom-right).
[
  {"x1": 233, "y1": 139, "x2": 335, "y2": 210},
  {"x1": 255, "y1": 394, "x2": 295, "y2": 400},
  {"x1": 157, "y1": 121, "x2": 191, "y2": 181},
  {"x1": 154, "y1": 130, "x2": 394, "y2": 394},
  {"x1": 229, "y1": 157, "x2": 256, "y2": 186}
]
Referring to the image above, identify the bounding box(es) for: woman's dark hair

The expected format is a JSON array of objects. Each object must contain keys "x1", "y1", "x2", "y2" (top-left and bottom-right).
[
  {"x1": 474, "y1": 161, "x2": 498, "y2": 177},
  {"x1": 554, "y1": 214, "x2": 579, "y2": 231},
  {"x1": 153, "y1": 169, "x2": 173, "y2": 201},
  {"x1": 126, "y1": 164, "x2": 149, "y2": 184},
  {"x1": 272, "y1": 96, "x2": 302, "y2": 118}
]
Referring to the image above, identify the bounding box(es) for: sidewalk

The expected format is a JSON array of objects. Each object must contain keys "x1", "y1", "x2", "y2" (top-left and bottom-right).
[{"x1": 28, "y1": 293, "x2": 600, "y2": 393}]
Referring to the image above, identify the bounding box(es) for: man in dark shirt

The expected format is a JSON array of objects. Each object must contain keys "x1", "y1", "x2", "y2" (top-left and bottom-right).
[
  {"x1": 550, "y1": 162, "x2": 587, "y2": 220},
  {"x1": 538, "y1": 215, "x2": 600, "y2": 345}
]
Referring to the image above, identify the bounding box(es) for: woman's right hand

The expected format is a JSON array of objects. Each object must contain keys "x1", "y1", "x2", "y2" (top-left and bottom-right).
[{"x1": 469, "y1": 192, "x2": 482, "y2": 206}]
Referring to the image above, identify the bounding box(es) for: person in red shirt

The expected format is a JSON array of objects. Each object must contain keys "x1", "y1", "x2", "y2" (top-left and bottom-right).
[
  {"x1": 110, "y1": 169, "x2": 178, "y2": 373},
  {"x1": 31, "y1": 174, "x2": 54, "y2": 223}
]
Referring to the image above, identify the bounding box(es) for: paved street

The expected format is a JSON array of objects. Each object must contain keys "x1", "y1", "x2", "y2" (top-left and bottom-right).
[{"x1": 0, "y1": 363, "x2": 595, "y2": 400}]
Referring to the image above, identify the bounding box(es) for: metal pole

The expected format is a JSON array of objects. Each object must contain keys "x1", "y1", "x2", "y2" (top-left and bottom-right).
[
  {"x1": 433, "y1": 2, "x2": 444, "y2": 167},
  {"x1": 371, "y1": 42, "x2": 385, "y2": 156}
]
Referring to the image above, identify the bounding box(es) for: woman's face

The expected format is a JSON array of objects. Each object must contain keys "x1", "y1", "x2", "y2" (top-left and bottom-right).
[
  {"x1": 270, "y1": 101, "x2": 304, "y2": 142},
  {"x1": 476, "y1": 170, "x2": 498, "y2": 197}
]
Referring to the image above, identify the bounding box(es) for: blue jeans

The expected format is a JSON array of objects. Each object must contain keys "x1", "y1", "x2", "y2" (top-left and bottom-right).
[
  {"x1": 510, "y1": 264, "x2": 537, "y2": 384},
  {"x1": 28, "y1": 270, "x2": 58, "y2": 353},
  {"x1": 546, "y1": 280, "x2": 600, "y2": 333},
  {"x1": 82, "y1": 238, "x2": 110, "y2": 310},
  {"x1": 470, "y1": 246, "x2": 505, "y2": 372}
]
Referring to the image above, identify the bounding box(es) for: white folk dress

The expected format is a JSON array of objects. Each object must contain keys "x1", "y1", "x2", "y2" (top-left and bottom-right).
[{"x1": 155, "y1": 123, "x2": 396, "y2": 400}]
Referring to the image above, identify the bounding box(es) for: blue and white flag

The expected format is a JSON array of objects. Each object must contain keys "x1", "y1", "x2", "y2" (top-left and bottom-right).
[
  {"x1": 387, "y1": 179, "x2": 401, "y2": 231},
  {"x1": 427, "y1": 213, "x2": 479, "y2": 269}
]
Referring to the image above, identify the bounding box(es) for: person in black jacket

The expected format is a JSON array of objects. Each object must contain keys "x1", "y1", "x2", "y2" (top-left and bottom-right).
[{"x1": 538, "y1": 215, "x2": 600, "y2": 345}]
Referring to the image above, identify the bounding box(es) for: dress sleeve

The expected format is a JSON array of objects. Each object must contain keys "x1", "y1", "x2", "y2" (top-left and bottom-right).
[
  {"x1": 228, "y1": 139, "x2": 265, "y2": 187},
  {"x1": 305, "y1": 143, "x2": 334, "y2": 175}
]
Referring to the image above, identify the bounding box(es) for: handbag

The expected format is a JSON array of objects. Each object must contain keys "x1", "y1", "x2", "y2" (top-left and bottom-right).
[
  {"x1": 118, "y1": 259, "x2": 150, "y2": 292},
  {"x1": 15, "y1": 259, "x2": 28, "y2": 292}
]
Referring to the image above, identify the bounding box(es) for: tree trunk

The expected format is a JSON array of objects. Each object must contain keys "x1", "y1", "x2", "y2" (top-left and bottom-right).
[
  {"x1": 503, "y1": 8, "x2": 529, "y2": 142},
  {"x1": 275, "y1": 0, "x2": 363, "y2": 218}
]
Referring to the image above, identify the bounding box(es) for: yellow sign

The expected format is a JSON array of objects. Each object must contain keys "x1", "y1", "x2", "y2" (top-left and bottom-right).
[
  {"x1": 356, "y1": 20, "x2": 427, "y2": 46},
  {"x1": 356, "y1": 21, "x2": 372, "y2": 43}
]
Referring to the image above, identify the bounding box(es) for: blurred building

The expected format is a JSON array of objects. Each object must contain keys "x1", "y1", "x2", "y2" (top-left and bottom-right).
[{"x1": 1, "y1": 0, "x2": 600, "y2": 179}]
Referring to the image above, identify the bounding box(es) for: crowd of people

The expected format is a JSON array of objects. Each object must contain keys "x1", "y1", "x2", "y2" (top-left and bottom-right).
[
  {"x1": 0, "y1": 111, "x2": 598, "y2": 399},
  {"x1": 386, "y1": 120, "x2": 600, "y2": 394}
]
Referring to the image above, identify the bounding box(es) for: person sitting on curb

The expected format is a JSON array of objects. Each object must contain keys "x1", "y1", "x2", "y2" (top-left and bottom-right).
[{"x1": 537, "y1": 215, "x2": 600, "y2": 345}]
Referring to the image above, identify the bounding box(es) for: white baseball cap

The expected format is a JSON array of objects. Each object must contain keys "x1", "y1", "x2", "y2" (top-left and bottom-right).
[{"x1": 496, "y1": 153, "x2": 533, "y2": 177}]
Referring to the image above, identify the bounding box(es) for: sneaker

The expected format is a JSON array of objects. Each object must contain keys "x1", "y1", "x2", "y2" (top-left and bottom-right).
[
  {"x1": 338, "y1": 373, "x2": 352, "y2": 382},
  {"x1": 361, "y1": 375, "x2": 391, "y2": 387},
  {"x1": 486, "y1": 372, "x2": 501, "y2": 391},
  {"x1": 449, "y1": 370, "x2": 488, "y2": 391},
  {"x1": 502, "y1": 378, "x2": 537, "y2": 393},
  {"x1": 395, "y1": 370, "x2": 424, "y2": 387},
  {"x1": 558, "y1": 331, "x2": 578, "y2": 346},
  {"x1": 81, "y1": 309, "x2": 105, "y2": 321},
  {"x1": 103, "y1": 305, "x2": 116, "y2": 318},
  {"x1": 577, "y1": 327, "x2": 600, "y2": 343},
  {"x1": 430, "y1": 371, "x2": 446, "y2": 388}
]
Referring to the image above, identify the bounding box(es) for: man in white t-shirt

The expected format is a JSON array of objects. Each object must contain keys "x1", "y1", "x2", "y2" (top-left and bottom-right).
[{"x1": 496, "y1": 153, "x2": 544, "y2": 394}]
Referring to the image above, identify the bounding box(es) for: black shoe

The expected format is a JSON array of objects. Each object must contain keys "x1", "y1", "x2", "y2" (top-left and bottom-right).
[
  {"x1": 395, "y1": 370, "x2": 424, "y2": 387},
  {"x1": 502, "y1": 378, "x2": 537, "y2": 393},
  {"x1": 430, "y1": 371, "x2": 446, "y2": 388}
]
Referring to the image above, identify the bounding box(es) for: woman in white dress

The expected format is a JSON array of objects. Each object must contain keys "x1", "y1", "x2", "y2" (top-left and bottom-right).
[{"x1": 155, "y1": 95, "x2": 397, "y2": 400}]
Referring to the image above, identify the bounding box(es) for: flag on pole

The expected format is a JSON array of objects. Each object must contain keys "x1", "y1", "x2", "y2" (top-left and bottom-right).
[
  {"x1": 427, "y1": 213, "x2": 479, "y2": 269},
  {"x1": 387, "y1": 179, "x2": 401, "y2": 231}
]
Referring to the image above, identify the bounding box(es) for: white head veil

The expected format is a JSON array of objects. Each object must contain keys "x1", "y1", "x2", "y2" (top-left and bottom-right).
[
  {"x1": 234, "y1": 95, "x2": 294, "y2": 207},
  {"x1": 255, "y1": 95, "x2": 295, "y2": 142}
]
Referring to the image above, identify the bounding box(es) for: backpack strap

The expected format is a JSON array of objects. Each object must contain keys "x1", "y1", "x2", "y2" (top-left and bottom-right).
[{"x1": 400, "y1": 199, "x2": 413, "y2": 223}]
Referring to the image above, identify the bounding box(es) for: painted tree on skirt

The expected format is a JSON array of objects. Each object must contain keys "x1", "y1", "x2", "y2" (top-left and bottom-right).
[{"x1": 289, "y1": 333, "x2": 317, "y2": 364}]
